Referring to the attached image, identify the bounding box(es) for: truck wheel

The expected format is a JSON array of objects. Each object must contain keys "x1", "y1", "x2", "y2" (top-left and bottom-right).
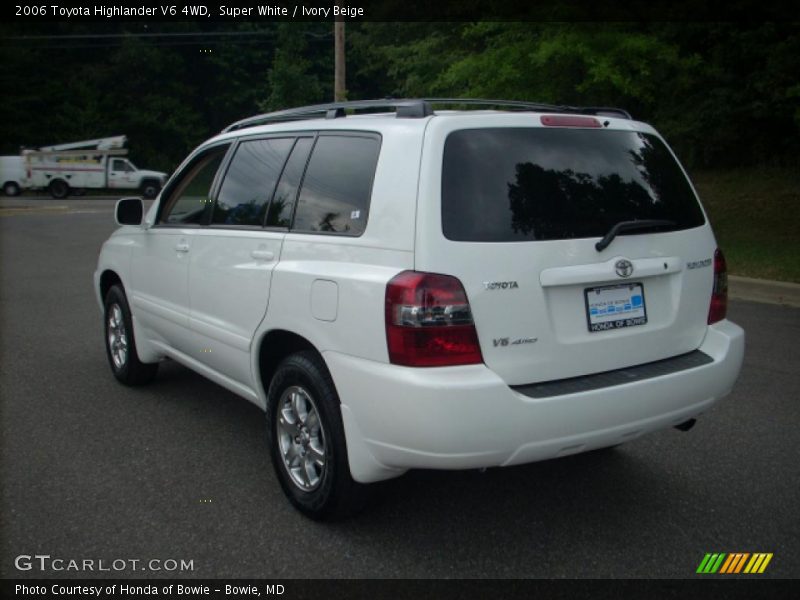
[
  {"x1": 49, "y1": 179, "x2": 70, "y2": 199},
  {"x1": 3, "y1": 182, "x2": 21, "y2": 196},
  {"x1": 140, "y1": 180, "x2": 160, "y2": 199},
  {"x1": 265, "y1": 351, "x2": 370, "y2": 520}
]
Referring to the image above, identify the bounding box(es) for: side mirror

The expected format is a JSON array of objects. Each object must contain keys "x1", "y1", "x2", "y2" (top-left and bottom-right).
[{"x1": 115, "y1": 197, "x2": 143, "y2": 226}]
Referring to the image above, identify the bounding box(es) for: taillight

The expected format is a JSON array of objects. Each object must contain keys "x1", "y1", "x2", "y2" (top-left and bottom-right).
[
  {"x1": 385, "y1": 271, "x2": 483, "y2": 367},
  {"x1": 708, "y1": 248, "x2": 728, "y2": 324}
]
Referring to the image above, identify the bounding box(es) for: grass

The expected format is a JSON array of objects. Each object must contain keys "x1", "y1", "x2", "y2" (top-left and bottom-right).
[{"x1": 691, "y1": 167, "x2": 799, "y2": 283}]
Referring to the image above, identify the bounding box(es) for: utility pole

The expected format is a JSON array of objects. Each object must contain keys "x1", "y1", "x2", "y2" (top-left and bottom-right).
[{"x1": 334, "y1": 20, "x2": 346, "y2": 101}]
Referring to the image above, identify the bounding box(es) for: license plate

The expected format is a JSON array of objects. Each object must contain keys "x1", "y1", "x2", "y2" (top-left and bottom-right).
[{"x1": 584, "y1": 283, "x2": 647, "y2": 332}]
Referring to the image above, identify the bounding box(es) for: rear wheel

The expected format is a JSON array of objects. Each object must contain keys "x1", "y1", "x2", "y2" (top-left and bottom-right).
[
  {"x1": 104, "y1": 284, "x2": 158, "y2": 386},
  {"x1": 265, "y1": 351, "x2": 369, "y2": 519},
  {"x1": 49, "y1": 179, "x2": 69, "y2": 199}
]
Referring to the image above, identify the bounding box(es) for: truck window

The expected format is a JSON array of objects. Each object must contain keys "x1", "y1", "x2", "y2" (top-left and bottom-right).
[{"x1": 112, "y1": 159, "x2": 128, "y2": 172}]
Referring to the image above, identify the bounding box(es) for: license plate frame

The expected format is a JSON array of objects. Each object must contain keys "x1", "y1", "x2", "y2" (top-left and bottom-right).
[{"x1": 584, "y1": 282, "x2": 648, "y2": 333}]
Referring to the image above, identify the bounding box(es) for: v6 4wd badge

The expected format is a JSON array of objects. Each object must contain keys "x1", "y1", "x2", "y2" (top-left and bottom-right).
[{"x1": 493, "y1": 337, "x2": 538, "y2": 347}]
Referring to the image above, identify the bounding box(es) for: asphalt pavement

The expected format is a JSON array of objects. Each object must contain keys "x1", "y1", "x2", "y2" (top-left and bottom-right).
[{"x1": 1, "y1": 197, "x2": 798, "y2": 579}]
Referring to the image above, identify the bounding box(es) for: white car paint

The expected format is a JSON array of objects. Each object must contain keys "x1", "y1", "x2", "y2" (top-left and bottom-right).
[{"x1": 95, "y1": 108, "x2": 745, "y2": 485}]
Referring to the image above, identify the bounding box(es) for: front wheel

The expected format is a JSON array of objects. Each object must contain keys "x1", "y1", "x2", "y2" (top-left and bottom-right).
[
  {"x1": 140, "y1": 180, "x2": 160, "y2": 199},
  {"x1": 104, "y1": 285, "x2": 158, "y2": 386},
  {"x1": 265, "y1": 351, "x2": 369, "y2": 519}
]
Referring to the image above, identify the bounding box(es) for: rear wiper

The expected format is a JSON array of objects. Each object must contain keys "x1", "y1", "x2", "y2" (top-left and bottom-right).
[{"x1": 595, "y1": 219, "x2": 677, "y2": 252}]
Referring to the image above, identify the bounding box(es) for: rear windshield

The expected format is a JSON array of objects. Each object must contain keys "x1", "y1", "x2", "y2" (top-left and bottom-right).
[{"x1": 442, "y1": 128, "x2": 705, "y2": 242}]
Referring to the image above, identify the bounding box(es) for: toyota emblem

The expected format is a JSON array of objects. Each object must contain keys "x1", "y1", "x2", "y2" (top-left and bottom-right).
[{"x1": 615, "y1": 259, "x2": 634, "y2": 278}]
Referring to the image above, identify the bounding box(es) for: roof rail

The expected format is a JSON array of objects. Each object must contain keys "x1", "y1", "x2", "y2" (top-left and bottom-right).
[
  {"x1": 222, "y1": 98, "x2": 632, "y2": 133},
  {"x1": 222, "y1": 99, "x2": 433, "y2": 133}
]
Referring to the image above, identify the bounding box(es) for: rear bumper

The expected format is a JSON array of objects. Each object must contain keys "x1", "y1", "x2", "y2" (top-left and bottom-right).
[{"x1": 326, "y1": 320, "x2": 745, "y2": 483}]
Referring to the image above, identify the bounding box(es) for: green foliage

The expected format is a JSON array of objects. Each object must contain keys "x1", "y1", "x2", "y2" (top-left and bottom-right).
[
  {"x1": 694, "y1": 167, "x2": 800, "y2": 282},
  {"x1": 0, "y1": 22, "x2": 797, "y2": 171},
  {"x1": 349, "y1": 22, "x2": 799, "y2": 169},
  {"x1": 259, "y1": 23, "x2": 328, "y2": 112},
  {"x1": 0, "y1": 22, "x2": 278, "y2": 172}
]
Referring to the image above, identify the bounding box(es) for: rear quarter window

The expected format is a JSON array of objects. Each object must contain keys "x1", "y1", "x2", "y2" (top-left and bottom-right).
[
  {"x1": 442, "y1": 128, "x2": 705, "y2": 242},
  {"x1": 292, "y1": 133, "x2": 381, "y2": 236}
]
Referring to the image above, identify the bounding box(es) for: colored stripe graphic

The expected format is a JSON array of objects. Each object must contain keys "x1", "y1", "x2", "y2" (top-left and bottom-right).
[
  {"x1": 744, "y1": 553, "x2": 773, "y2": 574},
  {"x1": 697, "y1": 553, "x2": 726, "y2": 573},
  {"x1": 720, "y1": 553, "x2": 750, "y2": 573},
  {"x1": 733, "y1": 553, "x2": 750, "y2": 573},
  {"x1": 719, "y1": 554, "x2": 735, "y2": 573},
  {"x1": 698, "y1": 552, "x2": 773, "y2": 574}
]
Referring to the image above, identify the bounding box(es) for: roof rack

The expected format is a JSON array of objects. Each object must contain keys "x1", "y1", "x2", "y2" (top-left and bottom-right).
[
  {"x1": 423, "y1": 98, "x2": 632, "y2": 120},
  {"x1": 222, "y1": 98, "x2": 632, "y2": 133}
]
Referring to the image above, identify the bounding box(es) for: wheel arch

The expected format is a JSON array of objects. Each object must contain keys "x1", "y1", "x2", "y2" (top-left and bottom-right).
[
  {"x1": 97, "y1": 268, "x2": 161, "y2": 364},
  {"x1": 256, "y1": 329, "x2": 327, "y2": 407},
  {"x1": 99, "y1": 269, "x2": 124, "y2": 302}
]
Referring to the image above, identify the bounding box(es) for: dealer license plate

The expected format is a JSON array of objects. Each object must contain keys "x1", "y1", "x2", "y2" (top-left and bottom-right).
[{"x1": 584, "y1": 283, "x2": 647, "y2": 332}]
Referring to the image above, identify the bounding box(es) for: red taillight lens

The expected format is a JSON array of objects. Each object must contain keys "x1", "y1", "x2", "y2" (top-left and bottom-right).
[
  {"x1": 385, "y1": 271, "x2": 483, "y2": 367},
  {"x1": 708, "y1": 248, "x2": 728, "y2": 324}
]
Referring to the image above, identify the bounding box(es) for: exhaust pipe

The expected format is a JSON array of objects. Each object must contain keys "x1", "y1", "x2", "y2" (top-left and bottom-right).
[{"x1": 674, "y1": 418, "x2": 697, "y2": 432}]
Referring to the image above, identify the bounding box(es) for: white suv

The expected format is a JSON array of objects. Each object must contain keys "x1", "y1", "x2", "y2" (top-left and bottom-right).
[{"x1": 95, "y1": 99, "x2": 745, "y2": 519}]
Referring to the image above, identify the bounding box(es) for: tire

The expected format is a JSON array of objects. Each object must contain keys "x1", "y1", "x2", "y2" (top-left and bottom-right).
[
  {"x1": 140, "y1": 180, "x2": 160, "y2": 199},
  {"x1": 103, "y1": 284, "x2": 158, "y2": 386},
  {"x1": 265, "y1": 351, "x2": 369, "y2": 519},
  {"x1": 49, "y1": 179, "x2": 70, "y2": 199},
  {"x1": 3, "y1": 181, "x2": 21, "y2": 196}
]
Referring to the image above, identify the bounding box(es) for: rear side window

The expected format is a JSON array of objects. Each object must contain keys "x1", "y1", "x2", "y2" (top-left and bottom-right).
[
  {"x1": 266, "y1": 137, "x2": 313, "y2": 228},
  {"x1": 292, "y1": 134, "x2": 380, "y2": 236},
  {"x1": 212, "y1": 137, "x2": 293, "y2": 227},
  {"x1": 442, "y1": 128, "x2": 705, "y2": 242}
]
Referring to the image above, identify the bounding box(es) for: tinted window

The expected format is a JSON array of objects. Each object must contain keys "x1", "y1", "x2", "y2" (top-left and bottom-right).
[
  {"x1": 442, "y1": 128, "x2": 705, "y2": 242},
  {"x1": 161, "y1": 149, "x2": 227, "y2": 225},
  {"x1": 212, "y1": 137, "x2": 293, "y2": 227},
  {"x1": 266, "y1": 137, "x2": 313, "y2": 228},
  {"x1": 292, "y1": 135, "x2": 380, "y2": 235}
]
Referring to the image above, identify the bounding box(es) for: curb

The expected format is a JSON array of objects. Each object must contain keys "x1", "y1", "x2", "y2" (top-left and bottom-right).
[{"x1": 729, "y1": 275, "x2": 800, "y2": 308}]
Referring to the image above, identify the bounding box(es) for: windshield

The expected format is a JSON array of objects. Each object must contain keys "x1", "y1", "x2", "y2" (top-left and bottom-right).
[{"x1": 442, "y1": 128, "x2": 705, "y2": 242}]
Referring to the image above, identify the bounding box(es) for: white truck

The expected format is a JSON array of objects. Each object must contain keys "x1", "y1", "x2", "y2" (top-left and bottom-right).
[
  {"x1": 23, "y1": 135, "x2": 168, "y2": 199},
  {"x1": 0, "y1": 156, "x2": 26, "y2": 196}
]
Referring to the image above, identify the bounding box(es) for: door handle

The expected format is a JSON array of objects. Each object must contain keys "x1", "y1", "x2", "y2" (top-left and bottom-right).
[
  {"x1": 175, "y1": 241, "x2": 190, "y2": 253},
  {"x1": 251, "y1": 249, "x2": 275, "y2": 261}
]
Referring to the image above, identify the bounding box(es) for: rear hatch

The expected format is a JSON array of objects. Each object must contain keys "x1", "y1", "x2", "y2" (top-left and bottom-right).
[{"x1": 414, "y1": 114, "x2": 718, "y2": 385}]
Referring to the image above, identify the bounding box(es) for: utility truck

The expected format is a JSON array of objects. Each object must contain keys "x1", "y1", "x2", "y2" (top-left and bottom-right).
[{"x1": 23, "y1": 136, "x2": 167, "y2": 199}]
